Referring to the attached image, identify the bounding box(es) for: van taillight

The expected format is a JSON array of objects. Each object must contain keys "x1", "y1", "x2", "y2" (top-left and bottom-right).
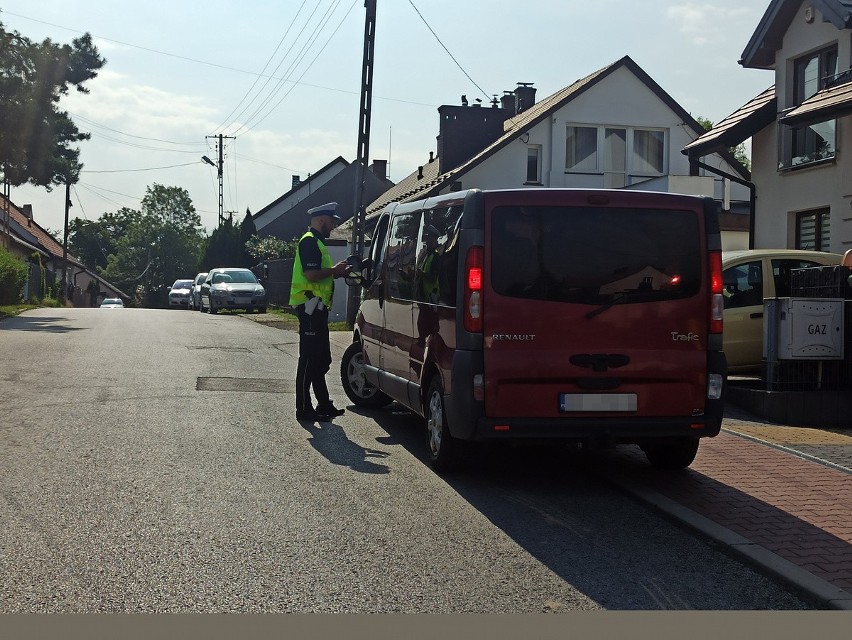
[
  {"x1": 709, "y1": 250, "x2": 723, "y2": 334},
  {"x1": 464, "y1": 246, "x2": 484, "y2": 333}
]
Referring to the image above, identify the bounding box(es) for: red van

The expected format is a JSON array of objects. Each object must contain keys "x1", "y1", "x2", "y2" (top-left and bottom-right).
[{"x1": 340, "y1": 189, "x2": 726, "y2": 472}]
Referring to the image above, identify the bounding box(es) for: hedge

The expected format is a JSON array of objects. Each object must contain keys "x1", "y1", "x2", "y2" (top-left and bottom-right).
[{"x1": 0, "y1": 245, "x2": 28, "y2": 305}]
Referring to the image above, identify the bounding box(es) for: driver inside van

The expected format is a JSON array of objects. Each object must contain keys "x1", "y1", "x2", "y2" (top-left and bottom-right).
[{"x1": 417, "y1": 224, "x2": 442, "y2": 304}]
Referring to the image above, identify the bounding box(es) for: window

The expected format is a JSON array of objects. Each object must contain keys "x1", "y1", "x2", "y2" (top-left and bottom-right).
[
  {"x1": 779, "y1": 47, "x2": 838, "y2": 169},
  {"x1": 385, "y1": 212, "x2": 419, "y2": 300},
  {"x1": 722, "y1": 261, "x2": 763, "y2": 309},
  {"x1": 566, "y1": 125, "x2": 666, "y2": 180},
  {"x1": 566, "y1": 126, "x2": 597, "y2": 171},
  {"x1": 489, "y1": 205, "x2": 700, "y2": 304},
  {"x1": 525, "y1": 145, "x2": 542, "y2": 184},
  {"x1": 796, "y1": 209, "x2": 830, "y2": 251},
  {"x1": 413, "y1": 205, "x2": 464, "y2": 306}
]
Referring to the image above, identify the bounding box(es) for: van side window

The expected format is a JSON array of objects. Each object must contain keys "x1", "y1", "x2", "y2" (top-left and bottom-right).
[
  {"x1": 369, "y1": 215, "x2": 390, "y2": 280},
  {"x1": 414, "y1": 205, "x2": 464, "y2": 306},
  {"x1": 386, "y1": 212, "x2": 420, "y2": 301}
]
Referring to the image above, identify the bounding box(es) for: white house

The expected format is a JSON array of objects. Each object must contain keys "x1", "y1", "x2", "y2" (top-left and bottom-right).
[
  {"x1": 685, "y1": 0, "x2": 852, "y2": 255},
  {"x1": 353, "y1": 55, "x2": 751, "y2": 250}
]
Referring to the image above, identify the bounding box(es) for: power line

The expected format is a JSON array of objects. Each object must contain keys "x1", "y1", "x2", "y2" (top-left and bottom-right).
[
  {"x1": 235, "y1": 0, "x2": 358, "y2": 136},
  {"x1": 81, "y1": 162, "x2": 200, "y2": 174},
  {"x1": 231, "y1": 0, "x2": 350, "y2": 135},
  {"x1": 4, "y1": 9, "x2": 437, "y2": 109},
  {"x1": 213, "y1": 0, "x2": 310, "y2": 135},
  {"x1": 70, "y1": 112, "x2": 206, "y2": 147},
  {"x1": 406, "y1": 0, "x2": 490, "y2": 101}
]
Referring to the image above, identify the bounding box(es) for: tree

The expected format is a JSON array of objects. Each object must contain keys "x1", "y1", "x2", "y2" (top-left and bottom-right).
[
  {"x1": 696, "y1": 116, "x2": 751, "y2": 172},
  {"x1": 0, "y1": 23, "x2": 105, "y2": 190},
  {"x1": 245, "y1": 235, "x2": 297, "y2": 262},
  {"x1": 68, "y1": 207, "x2": 142, "y2": 272},
  {"x1": 101, "y1": 185, "x2": 203, "y2": 306},
  {"x1": 200, "y1": 210, "x2": 258, "y2": 271},
  {"x1": 238, "y1": 208, "x2": 257, "y2": 267}
]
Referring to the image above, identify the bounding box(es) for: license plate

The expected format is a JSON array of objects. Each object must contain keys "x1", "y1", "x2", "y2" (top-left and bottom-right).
[
  {"x1": 234, "y1": 298, "x2": 251, "y2": 304},
  {"x1": 560, "y1": 393, "x2": 637, "y2": 412}
]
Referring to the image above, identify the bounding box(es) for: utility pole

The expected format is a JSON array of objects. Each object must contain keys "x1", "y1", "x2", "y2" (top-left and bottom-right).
[
  {"x1": 348, "y1": 0, "x2": 377, "y2": 326},
  {"x1": 204, "y1": 134, "x2": 234, "y2": 227},
  {"x1": 60, "y1": 176, "x2": 71, "y2": 305}
]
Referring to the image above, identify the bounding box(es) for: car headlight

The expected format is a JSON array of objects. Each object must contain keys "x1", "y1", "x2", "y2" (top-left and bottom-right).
[
  {"x1": 212, "y1": 288, "x2": 228, "y2": 297},
  {"x1": 253, "y1": 289, "x2": 265, "y2": 297}
]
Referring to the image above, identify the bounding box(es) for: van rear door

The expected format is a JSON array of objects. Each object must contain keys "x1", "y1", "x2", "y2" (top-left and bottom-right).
[{"x1": 482, "y1": 190, "x2": 711, "y2": 419}]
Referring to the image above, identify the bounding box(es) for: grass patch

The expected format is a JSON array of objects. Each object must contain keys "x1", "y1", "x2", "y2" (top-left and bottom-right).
[
  {"x1": 267, "y1": 306, "x2": 351, "y2": 331},
  {"x1": 0, "y1": 301, "x2": 60, "y2": 319}
]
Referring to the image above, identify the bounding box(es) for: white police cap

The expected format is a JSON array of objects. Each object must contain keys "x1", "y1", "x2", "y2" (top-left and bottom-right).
[{"x1": 307, "y1": 202, "x2": 341, "y2": 220}]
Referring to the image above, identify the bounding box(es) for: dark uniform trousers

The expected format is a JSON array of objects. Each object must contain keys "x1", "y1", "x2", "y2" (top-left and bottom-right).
[{"x1": 295, "y1": 303, "x2": 332, "y2": 412}]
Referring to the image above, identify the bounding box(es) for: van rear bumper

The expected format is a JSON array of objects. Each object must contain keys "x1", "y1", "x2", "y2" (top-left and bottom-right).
[{"x1": 473, "y1": 415, "x2": 722, "y2": 443}]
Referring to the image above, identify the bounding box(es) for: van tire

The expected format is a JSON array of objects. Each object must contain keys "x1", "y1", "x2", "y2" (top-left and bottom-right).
[
  {"x1": 643, "y1": 438, "x2": 699, "y2": 470},
  {"x1": 340, "y1": 342, "x2": 392, "y2": 409},
  {"x1": 425, "y1": 377, "x2": 462, "y2": 473}
]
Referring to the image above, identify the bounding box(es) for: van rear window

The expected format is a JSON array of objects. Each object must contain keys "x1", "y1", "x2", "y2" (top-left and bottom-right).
[{"x1": 490, "y1": 205, "x2": 701, "y2": 305}]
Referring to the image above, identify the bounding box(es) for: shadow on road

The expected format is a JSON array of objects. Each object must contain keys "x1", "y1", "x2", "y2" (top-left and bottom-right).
[
  {"x1": 0, "y1": 315, "x2": 84, "y2": 333},
  {"x1": 299, "y1": 419, "x2": 391, "y2": 474}
]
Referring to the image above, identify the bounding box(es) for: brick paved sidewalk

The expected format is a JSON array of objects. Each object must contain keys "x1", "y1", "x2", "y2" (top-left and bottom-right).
[{"x1": 601, "y1": 430, "x2": 852, "y2": 609}]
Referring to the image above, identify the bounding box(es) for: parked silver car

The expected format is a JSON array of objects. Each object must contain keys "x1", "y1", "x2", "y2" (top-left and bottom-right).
[
  {"x1": 200, "y1": 268, "x2": 267, "y2": 314},
  {"x1": 188, "y1": 272, "x2": 208, "y2": 310},
  {"x1": 168, "y1": 279, "x2": 194, "y2": 308}
]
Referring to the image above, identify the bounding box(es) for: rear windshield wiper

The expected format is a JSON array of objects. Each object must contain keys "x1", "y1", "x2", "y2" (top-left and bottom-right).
[{"x1": 585, "y1": 290, "x2": 642, "y2": 320}]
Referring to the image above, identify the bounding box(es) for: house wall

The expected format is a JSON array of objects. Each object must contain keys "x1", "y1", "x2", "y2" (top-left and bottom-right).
[
  {"x1": 751, "y1": 4, "x2": 852, "y2": 253},
  {"x1": 439, "y1": 65, "x2": 750, "y2": 208}
]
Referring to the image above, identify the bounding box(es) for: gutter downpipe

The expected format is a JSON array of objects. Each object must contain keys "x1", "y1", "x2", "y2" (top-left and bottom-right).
[{"x1": 689, "y1": 158, "x2": 756, "y2": 249}]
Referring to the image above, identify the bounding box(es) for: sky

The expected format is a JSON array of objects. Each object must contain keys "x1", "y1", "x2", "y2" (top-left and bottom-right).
[{"x1": 1, "y1": 0, "x2": 773, "y2": 236}]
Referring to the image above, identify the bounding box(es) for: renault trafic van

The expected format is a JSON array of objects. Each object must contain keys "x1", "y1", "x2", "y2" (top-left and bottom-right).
[{"x1": 340, "y1": 189, "x2": 726, "y2": 472}]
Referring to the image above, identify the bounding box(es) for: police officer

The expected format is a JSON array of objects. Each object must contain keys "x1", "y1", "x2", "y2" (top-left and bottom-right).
[{"x1": 290, "y1": 202, "x2": 351, "y2": 422}]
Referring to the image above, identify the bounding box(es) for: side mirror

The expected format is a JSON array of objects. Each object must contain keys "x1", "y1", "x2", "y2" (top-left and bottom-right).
[{"x1": 344, "y1": 254, "x2": 371, "y2": 287}]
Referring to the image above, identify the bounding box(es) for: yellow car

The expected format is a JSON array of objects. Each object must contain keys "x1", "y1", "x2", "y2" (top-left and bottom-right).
[{"x1": 722, "y1": 249, "x2": 842, "y2": 372}]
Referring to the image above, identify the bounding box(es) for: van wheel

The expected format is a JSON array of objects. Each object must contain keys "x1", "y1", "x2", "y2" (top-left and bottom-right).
[
  {"x1": 425, "y1": 377, "x2": 462, "y2": 473},
  {"x1": 340, "y1": 342, "x2": 392, "y2": 408},
  {"x1": 643, "y1": 438, "x2": 699, "y2": 470}
]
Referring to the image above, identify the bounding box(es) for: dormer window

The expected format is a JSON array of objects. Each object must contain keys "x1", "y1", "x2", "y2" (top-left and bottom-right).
[{"x1": 779, "y1": 46, "x2": 838, "y2": 170}]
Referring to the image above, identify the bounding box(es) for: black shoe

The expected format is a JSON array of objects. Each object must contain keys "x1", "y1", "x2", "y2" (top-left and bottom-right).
[
  {"x1": 316, "y1": 403, "x2": 345, "y2": 418},
  {"x1": 296, "y1": 409, "x2": 322, "y2": 422}
]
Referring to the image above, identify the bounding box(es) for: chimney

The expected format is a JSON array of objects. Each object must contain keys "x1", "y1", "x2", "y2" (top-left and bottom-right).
[
  {"x1": 291, "y1": 175, "x2": 301, "y2": 189},
  {"x1": 417, "y1": 166, "x2": 424, "y2": 180},
  {"x1": 500, "y1": 91, "x2": 515, "y2": 111},
  {"x1": 436, "y1": 96, "x2": 514, "y2": 174},
  {"x1": 429, "y1": 151, "x2": 434, "y2": 163},
  {"x1": 514, "y1": 82, "x2": 537, "y2": 114},
  {"x1": 370, "y1": 159, "x2": 387, "y2": 181},
  {"x1": 22, "y1": 204, "x2": 33, "y2": 220}
]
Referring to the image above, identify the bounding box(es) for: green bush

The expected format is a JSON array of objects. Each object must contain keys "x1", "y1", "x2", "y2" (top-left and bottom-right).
[{"x1": 0, "y1": 246, "x2": 28, "y2": 305}]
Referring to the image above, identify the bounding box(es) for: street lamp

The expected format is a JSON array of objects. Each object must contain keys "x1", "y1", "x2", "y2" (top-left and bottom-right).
[{"x1": 201, "y1": 154, "x2": 223, "y2": 226}]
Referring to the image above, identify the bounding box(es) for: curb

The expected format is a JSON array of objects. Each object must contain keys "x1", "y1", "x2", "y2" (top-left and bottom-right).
[{"x1": 604, "y1": 472, "x2": 852, "y2": 610}]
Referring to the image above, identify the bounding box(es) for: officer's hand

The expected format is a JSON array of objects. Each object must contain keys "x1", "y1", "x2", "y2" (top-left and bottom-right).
[{"x1": 331, "y1": 260, "x2": 352, "y2": 278}]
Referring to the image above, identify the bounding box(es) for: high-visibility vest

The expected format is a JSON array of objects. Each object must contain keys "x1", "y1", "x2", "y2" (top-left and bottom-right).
[
  {"x1": 420, "y1": 251, "x2": 439, "y2": 299},
  {"x1": 289, "y1": 230, "x2": 334, "y2": 307}
]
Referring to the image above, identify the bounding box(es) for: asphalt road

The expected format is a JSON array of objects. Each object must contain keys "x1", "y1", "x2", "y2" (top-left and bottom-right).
[{"x1": 0, "y1": 307, "x2": 814, "y2": 612}]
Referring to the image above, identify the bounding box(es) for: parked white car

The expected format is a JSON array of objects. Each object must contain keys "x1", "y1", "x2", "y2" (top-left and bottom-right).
[{"x1": 168, "y1": 279, "x2": 194, "y2": 309}]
